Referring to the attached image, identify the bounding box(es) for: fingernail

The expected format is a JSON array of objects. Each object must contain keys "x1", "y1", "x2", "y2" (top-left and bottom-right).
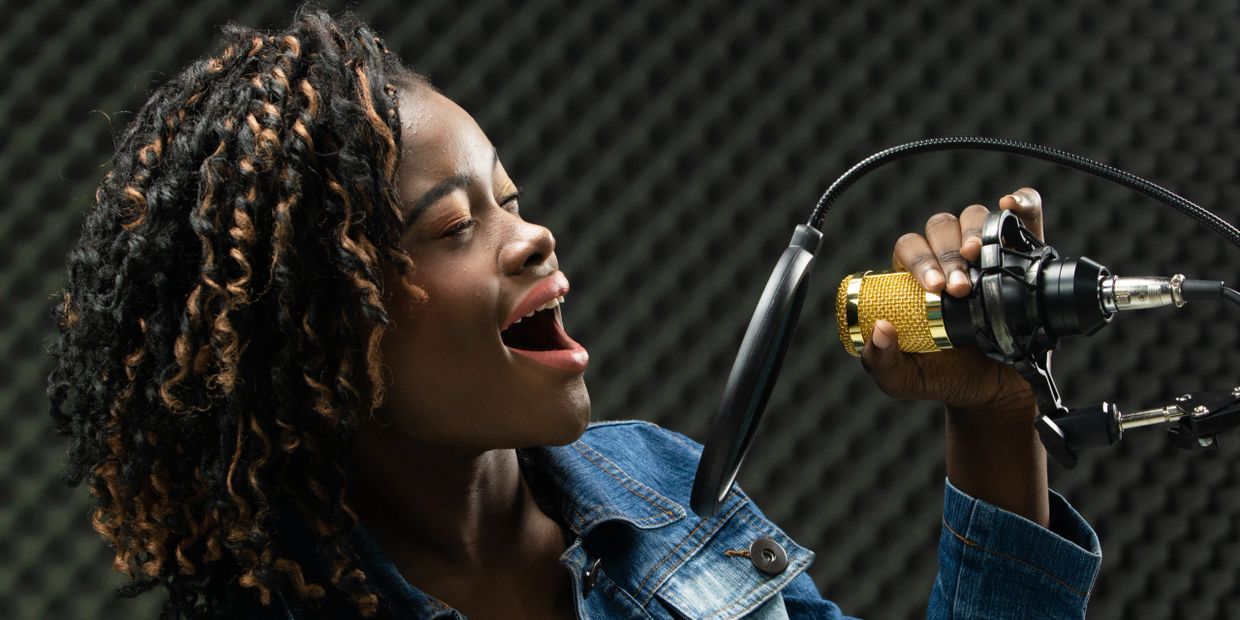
[
  {"x1": 1012, "y1": 191, "x2": 1033, "y2": 208},
  {"x1": 949, "y1": 270, "x2": 969, "y2": 289},
  {"x1": 924, "y1": 270, "x2": 944, "y2": 289},
  {"x1": 871, "y1": 323, "x2": 891, "y2": 350},
  {"x1": 966, "y1": 236, "x2": 981, "y2": 248}
]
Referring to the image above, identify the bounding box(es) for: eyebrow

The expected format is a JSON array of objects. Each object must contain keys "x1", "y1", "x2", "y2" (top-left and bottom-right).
[{"x1": 404, "y1": 148, "x2": 500, "y2": 226}]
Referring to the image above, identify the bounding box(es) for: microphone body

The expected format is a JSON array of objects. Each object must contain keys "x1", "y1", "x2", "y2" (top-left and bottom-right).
[
  {"x1": 835, "y1": 270, "x2": 952, "y2": 357},
  {"x1": 836, "y1": 267, "x2": 1221, "y2": 358}
]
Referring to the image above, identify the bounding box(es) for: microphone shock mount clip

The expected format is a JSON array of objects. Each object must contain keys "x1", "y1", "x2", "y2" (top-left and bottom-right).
[{"x1": 964, "y1": 211, "x2": 1237, "y2": 468}]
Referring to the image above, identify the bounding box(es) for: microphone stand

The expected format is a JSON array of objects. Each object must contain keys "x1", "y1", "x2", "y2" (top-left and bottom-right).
[{"x1": 1037, "y1": 386, "x2": 1240, "y2": 466}]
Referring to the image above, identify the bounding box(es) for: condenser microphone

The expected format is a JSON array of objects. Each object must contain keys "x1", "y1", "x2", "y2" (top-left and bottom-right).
[{"x1": 835, "y1": 266, "x2": 1229, "y2": 358}]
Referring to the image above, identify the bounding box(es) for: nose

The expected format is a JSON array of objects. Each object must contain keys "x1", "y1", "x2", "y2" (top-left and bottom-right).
[{"x1": 500, "y1": 220, "x2": 556, "y2": 276}]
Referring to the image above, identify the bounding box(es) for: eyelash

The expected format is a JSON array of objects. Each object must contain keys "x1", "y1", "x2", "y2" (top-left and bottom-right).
[{"x1": 444, "y1": 191, "x2": 522, "y2": 237}]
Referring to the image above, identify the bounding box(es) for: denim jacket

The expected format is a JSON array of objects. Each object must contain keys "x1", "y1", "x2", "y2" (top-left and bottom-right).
[{"x1": 266, "y1": 420, "x2": 1102, "y2": 618}]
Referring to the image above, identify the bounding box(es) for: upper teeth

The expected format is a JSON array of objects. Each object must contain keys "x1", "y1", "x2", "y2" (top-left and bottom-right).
[{"x1": 514, "y1": 295, "x2": 564, "y2": 323}]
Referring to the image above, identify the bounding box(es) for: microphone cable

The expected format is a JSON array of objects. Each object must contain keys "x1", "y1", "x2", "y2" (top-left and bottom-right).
[{"x1": 806, "y1": 136, "x2": 1240, "y2": 263}]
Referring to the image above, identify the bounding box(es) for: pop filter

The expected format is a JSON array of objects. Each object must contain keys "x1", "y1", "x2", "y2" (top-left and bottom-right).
[{"x1": 689, "y1": 224, "x2": 822, "y2": 518}]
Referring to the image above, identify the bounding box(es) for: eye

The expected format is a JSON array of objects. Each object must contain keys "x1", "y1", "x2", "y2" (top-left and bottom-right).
[
  {"x1": 441, "y1": 189, "x2": 520, "y2": 239},
  {"x1": 444, "y1": 218, "x2": 477, "y2": 237},
  {"x1": 500, "y1": 188, "x2": 522, "y2": 214}
]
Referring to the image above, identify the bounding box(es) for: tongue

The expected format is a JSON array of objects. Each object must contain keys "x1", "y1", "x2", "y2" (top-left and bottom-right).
[{"x1": 501, "y1": 308, "x2": 563, "y2": 351}]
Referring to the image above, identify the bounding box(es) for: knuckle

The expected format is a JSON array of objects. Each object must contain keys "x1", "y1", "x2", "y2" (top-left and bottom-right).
[
  {"x1": 937, "y1": 249, "x2": 965, "y2": 265},
  {"x1": 926, "y1": 212, "x2": 959, "y2": 229},
  {"x1": 906, "y1": 252, "x2": 935, "y2": 271}
]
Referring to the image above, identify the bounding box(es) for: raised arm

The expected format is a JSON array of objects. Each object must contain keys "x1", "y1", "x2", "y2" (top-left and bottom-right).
[{"x1": 855, "y1": 188, "x2": 1101, "y2": 618}]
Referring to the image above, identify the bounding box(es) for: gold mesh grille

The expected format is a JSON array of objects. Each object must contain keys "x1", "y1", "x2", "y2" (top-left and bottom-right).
[{"x1": 835, "y1": 271, "x2": 947, "y2": 357}]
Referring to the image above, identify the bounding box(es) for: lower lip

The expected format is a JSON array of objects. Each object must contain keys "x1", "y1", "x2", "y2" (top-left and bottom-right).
[{"x1": 508, "y1": 340, "x2": 589, "y2": 373}]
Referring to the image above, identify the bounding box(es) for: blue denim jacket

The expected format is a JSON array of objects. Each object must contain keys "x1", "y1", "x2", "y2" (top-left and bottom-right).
[{"x1": 267, "y1": 420, "x2": 1102, "y2": 618}]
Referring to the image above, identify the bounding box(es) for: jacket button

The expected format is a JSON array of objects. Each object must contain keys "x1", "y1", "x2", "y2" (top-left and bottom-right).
[
  {"x1": 582, "y1": 557, "x2": 603, "y2": 596},
  {"x1": 749, "y1": 537, "x2": 788, "y2": 576}
]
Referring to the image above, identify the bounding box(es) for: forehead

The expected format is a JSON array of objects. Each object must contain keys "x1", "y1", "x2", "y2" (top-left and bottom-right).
[{"x1": 396, "y1": 87, "x2": 496, "y2": 194}]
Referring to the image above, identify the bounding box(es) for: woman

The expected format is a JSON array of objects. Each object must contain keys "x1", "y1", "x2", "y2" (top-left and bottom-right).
[{"x1": 47, "y1": 7, "x2": 1101, "y2": 619}]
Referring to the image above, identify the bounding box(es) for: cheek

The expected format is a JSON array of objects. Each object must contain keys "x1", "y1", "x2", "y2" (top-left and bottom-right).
[
  {"x1": 376, "y1": 266, "x2": 502, "y2": 420},
  {"x1": 382, "y1": 271, "x2": 478, "y2": 366}
]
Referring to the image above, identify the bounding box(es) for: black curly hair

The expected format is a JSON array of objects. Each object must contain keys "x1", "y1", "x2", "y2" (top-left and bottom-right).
[{"x1": 46, "y1": 6, "x2": 432, "y2": 617}]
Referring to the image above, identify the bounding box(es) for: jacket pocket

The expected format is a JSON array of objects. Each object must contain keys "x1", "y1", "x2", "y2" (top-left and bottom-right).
[{"x1": 652, "y1": 503, "x2": 812, "y2": 620}]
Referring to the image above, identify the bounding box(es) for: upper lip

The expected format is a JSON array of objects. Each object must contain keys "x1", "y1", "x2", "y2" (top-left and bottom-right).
[{"x1": 501, "y1": 271, "x2": 569, "y2": 332}]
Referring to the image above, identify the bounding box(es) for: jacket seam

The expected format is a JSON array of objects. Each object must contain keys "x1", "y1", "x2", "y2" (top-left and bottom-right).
[
  {"x1": 567, "y1": 501, "x2": 588, "y2": 534},
  {"x1": 942, "y1": 515, "x2": 1089, "y2": 597},
  {"x1": 571, "y1": 441, "x2": 679, "y2": 519},
  {"x1": 950, "y1": 501, "x2": 976, "y2": 618},
  {"x1": 636, "y1": 495, "x2": 748, "y2": 604}
]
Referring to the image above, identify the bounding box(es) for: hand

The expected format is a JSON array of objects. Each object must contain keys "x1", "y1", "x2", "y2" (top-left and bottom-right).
[{"x1": 859, "y1": 188, "x2": 1045, "y2": 424}]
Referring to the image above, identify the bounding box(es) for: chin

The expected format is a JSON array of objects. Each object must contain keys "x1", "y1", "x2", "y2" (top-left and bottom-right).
[{"x1": 540, "y1": 383, "x2": 591, "y2": 446}]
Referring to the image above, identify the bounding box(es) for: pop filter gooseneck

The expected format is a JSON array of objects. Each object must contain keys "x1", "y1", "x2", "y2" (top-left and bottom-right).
[{"x1": 689, "y1": 137, "x2": 1240, "y2": 519}]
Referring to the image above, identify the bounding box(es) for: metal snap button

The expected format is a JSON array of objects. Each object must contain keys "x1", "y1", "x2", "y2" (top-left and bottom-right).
[
  {"x1": 582, "y1": 557, "x2": 603, "y2": 596},
  {"x1": 749, "y1": 536, "x2": 788, "y2": 575}
]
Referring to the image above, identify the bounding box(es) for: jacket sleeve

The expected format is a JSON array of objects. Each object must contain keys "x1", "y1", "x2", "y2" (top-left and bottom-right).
[
  {"x1": 780, "y1": 477, "x2": 1100, "y2": 619},
  {"x1": 927, "y1": 477, "x2": 1102, "y2": 618}
]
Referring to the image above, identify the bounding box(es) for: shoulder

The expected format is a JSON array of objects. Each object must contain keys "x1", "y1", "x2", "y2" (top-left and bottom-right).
[
  {"x1": 547, "y1": 420, "x2": 838, "y2": 619},
  {"x1": 571, "y1": 419, "x2": 706, "y2": 504}
]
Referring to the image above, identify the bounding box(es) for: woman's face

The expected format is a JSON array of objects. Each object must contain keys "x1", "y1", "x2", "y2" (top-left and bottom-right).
[{"x1": 371, "y1": 86, "x2": 590, "y2": 451}]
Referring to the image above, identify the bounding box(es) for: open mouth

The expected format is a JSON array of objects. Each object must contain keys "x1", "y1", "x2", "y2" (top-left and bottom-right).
[{"x1": 500, "y1": 306, "x2": 573, "y2": 351}]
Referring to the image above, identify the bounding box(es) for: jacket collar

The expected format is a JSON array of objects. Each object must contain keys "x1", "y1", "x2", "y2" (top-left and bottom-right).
[
  {"x1": 333, "y1": 439, "x2": 689, "y2": 618},
  {"x1": 526, "y1": 437, "x2": 688, "y2": 538},
  {"x1": 275, "y1": 432, "x2": 692, "y2": 618}
]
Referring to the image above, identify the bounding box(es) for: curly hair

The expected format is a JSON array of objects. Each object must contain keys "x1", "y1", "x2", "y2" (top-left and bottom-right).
[{"x1": 46, "y1": 7, "x2": 431, "y2": 617}]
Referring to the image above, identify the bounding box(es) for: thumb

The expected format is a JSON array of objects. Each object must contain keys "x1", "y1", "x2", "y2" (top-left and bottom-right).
[
  {"x1": 858, "y1": 319, "x2": 902, "y2": 375},
  {"x1": 859, "y1": 320, "x2": 914, "y2": 399}
]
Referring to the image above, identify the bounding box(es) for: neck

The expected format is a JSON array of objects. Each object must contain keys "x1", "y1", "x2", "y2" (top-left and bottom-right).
[{"x1": 346, "y1": 421, "x2": 563, "y2": 575}]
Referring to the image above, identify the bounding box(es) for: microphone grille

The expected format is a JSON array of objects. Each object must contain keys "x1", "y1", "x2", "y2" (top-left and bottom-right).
[{"x1": 835, "y1": 271, "x2": 949, "y2": 357}]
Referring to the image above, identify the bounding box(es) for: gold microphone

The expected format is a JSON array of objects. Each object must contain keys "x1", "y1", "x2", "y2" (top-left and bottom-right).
[
  {"x1": 835, "y1": 268, "x2": 1214, "y2": 358},
  {"x1": 835, "y1": 270, "x2": 955, "y2": 357}
]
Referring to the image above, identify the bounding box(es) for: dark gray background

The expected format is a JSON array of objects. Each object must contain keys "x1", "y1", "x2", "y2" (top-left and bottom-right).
[{"x1": 3, "y1": 0, "x2": 1239, "y2": 617}]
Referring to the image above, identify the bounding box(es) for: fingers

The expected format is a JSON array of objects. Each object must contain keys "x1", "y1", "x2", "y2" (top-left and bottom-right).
[
  {"x1": 999, "y1": 187, "x2": 1045, "y2": 241},
  {"x1": 892, "y1": 187, "x2": 1044, "y2": 296},
  {"x1": 958, "y1": 204, "x2": 988, "y2": 262},
  {"x1": 891, "y1": 212, "x2": 969, "y2": 297},
  {"x1": 925, "y1": 212, "x2": 970, "y2": 298},
  {"x1": 892, "y1": 232, "x2": 943, "y2": 293}
]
